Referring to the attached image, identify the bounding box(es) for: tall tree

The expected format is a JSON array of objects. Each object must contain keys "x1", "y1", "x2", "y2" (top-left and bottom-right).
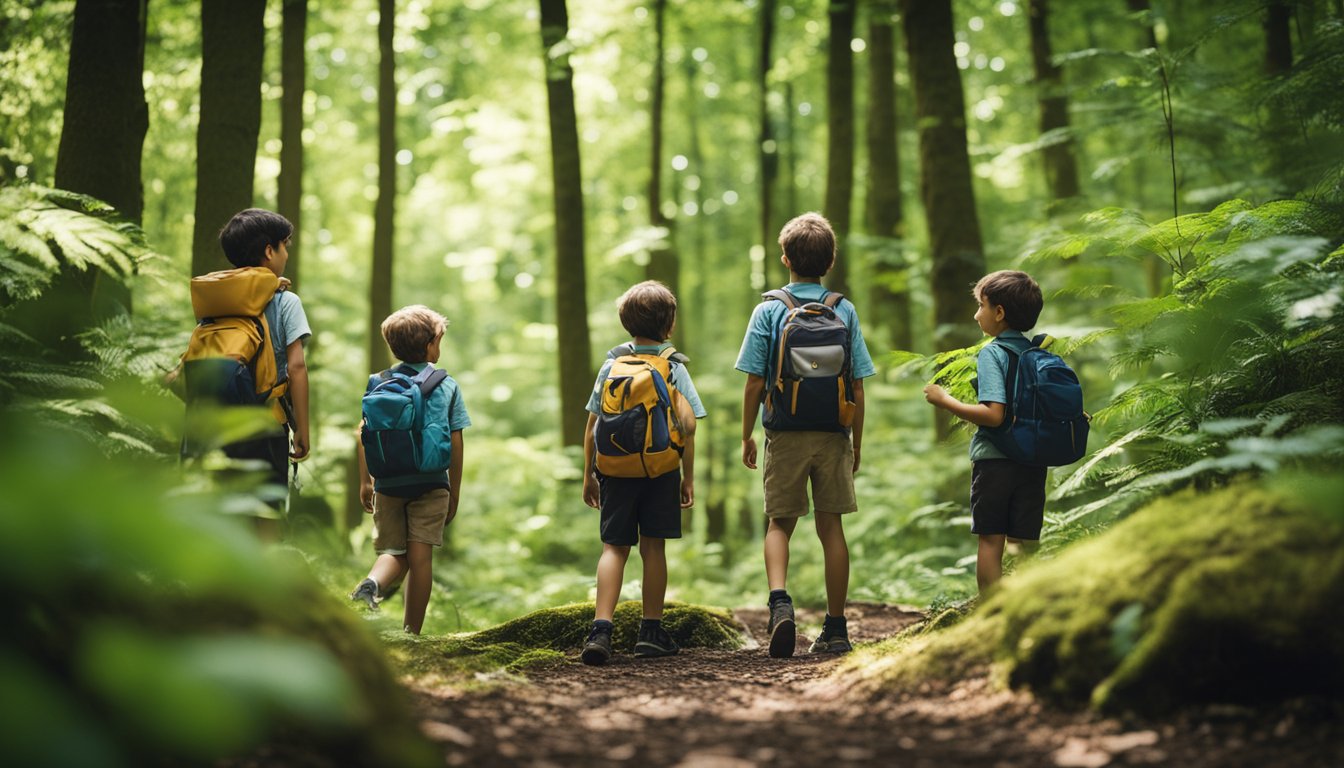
[
  {"x1": 757, "y1": 0, "x2": 778, "y2": 289},
  {"x1": 368, "y1": 0, "x2": 395, "y2": 375},
  {"x1": 865, "y1": 0, "x2": 911, "y2": 351},
  {"x1": 901, "y1": 0, "x2": 986, "y2": 354},
  {"x1": 824, "y1": 0, "x2": 856, "y2": 297},
  {"x1": 1265, "y1": 0, "x2": 1294, "y2": 75},
  {"x1": 278, "y1": 0, "x2": 307, "y2": 289},
  {"x1": 540, "y1": 0, "x2": 593, "y2": 447},
  {"x1": 645, "y1": 0, "x2": 680, "y2": 321},
  {"x1": 191, "y1": 0, "x2": 266, "y2": 276},
  {"x1": 1027, "y1": 0, "x2": 1081, "y2": 201}
]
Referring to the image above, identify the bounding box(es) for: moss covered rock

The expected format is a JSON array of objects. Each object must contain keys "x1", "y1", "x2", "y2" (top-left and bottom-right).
[{"x1": 842, "y1": 479, "x2": 1344, "y2": 713}]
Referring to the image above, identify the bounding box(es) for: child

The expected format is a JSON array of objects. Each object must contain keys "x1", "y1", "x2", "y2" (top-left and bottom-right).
[
  {"x1": 736, "y1": 212, "x2": 875, "y2": 658},
  {"x1": 923, "y1": 269, "x2": 1047, "y2": 593},
  {"x1": 580, "y1": 281, "x2": 705, "y2": 665},
  {"x1": 349, "y1": 305, "x2": 470, "y2": 635}
]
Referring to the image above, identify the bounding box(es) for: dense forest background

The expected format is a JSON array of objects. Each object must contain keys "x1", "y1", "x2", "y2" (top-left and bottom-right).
[{"x1": 3, "y1": 0, "x2": 1342, "y2": 763}]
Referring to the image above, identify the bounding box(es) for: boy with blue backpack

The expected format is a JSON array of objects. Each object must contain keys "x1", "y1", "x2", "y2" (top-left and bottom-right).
[
  {"x1": 349, "y1": 305, "x2": 470, "y2": 635},
  {"x1": 737, "y1": 212, "x2": 876, "y2": 658},
  {"x1": 923, "y1": 270, "x2": 1088, "y2": 593}
]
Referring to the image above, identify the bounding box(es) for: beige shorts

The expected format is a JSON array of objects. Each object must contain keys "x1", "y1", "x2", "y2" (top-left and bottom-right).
[
  {"x1": 762, "y1": 430, "x2": 857, "y2": 518},
  {"x1": 372, "y1": 489, "x2": 451, "y2": 553}
]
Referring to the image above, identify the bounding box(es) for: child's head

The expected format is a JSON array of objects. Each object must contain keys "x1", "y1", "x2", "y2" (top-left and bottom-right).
[
  {"x1": 381, "y1": 305, "x2": 447, "y2": 364},
  {"x1": 219, "y1": 208, "x2": 294, "y2": 273},
  {"x1": 778, "y1": 212, "x2": 836, "y2": 278},
  {"x1": 617, "y1": 280, "x2": 677, "y2": 341},
  {"x1": 973, "y1": 270, "x2": 1043, "y2": 333}
]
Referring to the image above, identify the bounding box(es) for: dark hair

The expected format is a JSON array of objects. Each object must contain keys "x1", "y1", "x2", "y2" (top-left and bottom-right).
[
  {"x1": 218, "y1": 208, "x2": 293, "y2": 268},
  {"x1": 974, "y1": 270, "x2": 1043, "y2": 331},
  {"x1": 381, "y1": 305, "x2": 446, "y2": 363},
  {"x1": 617, "y1": 280, "x2": 677, "y2": 340},
  {"x1": 778, "y1": 212, "x2": 835, "y2": 278}
]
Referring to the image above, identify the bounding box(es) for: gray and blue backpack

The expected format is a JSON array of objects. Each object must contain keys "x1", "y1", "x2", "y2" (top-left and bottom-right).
[
  {"x1": 761, "y1": 289, "x2": 856, "y2": 433},
  {"x1": 360, "y1": 364, "x2": 456, "y2": 484}
]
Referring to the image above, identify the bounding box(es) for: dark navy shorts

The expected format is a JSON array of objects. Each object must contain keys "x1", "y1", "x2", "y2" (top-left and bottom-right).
[
  {"x1": 970, "y1": 460, "x2": 1047, "y2": 540},
  {"x1": 598, "y1": 470, "x2": 682, "y2": 546}
]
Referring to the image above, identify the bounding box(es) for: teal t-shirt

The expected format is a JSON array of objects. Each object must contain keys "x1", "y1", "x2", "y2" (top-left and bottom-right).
[{"x1": 969, "y1": 331, "x2": 1031, "y2": 462}]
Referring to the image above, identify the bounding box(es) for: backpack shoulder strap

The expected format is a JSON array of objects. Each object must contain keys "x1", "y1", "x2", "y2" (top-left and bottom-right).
[
  {"x1": 821, "y1": 291, "x2": 845, "y2": 308},
  {"x1": 1032, "y1": 333, "x2": 1054, "y2": 349},
  {"x1": 607, "y1": 342, "x2": 636, "y2": 359},
  {"x1": 762, "y1": 289, "x2": 800, "y2": 309},
  {"x1": 412, "y1": 367, "x2": 449, "y2": 397}
]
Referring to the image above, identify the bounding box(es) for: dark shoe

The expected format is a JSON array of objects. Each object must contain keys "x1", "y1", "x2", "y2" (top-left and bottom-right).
[
  {"x1": 634, "y1": 623, "x2": 680, "y2": 659},
  {"x1": 809, "y1": 626, "x2": 852, "y2": 654},
  {"x1": 767, "y1": 599, "x2": 796, "y2": 658},
  {"x1": 581, "y1": 626, "x2": 613, "y2": 666},
  {"x1": 349, "y1": 578, "x2": 378, "y2": 610}
]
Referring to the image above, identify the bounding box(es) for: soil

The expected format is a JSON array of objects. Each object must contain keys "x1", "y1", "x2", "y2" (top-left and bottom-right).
[{"x1": 413, "y1": 603, "x2": 1344, "y2": 767}]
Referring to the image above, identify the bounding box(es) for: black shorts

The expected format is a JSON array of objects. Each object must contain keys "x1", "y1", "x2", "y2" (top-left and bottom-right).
[
  {"x1": 222, "y1": 431, "x2": 291, "y2": 510},
  {"x1": 970, "y1": 459, "x2": 1047, "y2": 540},
  {"x1": 598, "y1": 470, "x2": 682, "y2": 546}
]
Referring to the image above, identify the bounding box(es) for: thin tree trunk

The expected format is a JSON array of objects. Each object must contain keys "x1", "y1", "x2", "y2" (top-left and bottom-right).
[
  {"x1": 1028, "y1": 0, "x2": 1080, "y2": 201},
  {"x1": 540, "y1": 0, "x2": 593, "y2": 447},
  {"x1": 192, "y1": 0, "x2": 266, "y2": 276},
  {"x1": 646, "y1": 0, "x2": 680, "y2": 318},
  {"x1": 368, "y1": 0, "x2": 395, "y2": 376},
  {"x1": 1265, "y1": 0, "x2": 1293, "y2": 74},
  {"x1": 865, "y1": 0, "x2": 911, "y2": 351},
  {"x1": 1126, "y1": 0, "x2": 1164, "y2": 296},
  {"x1": 824, "y1": 0, "x2": 856, "y2": 297},
  {"x1": 758, "y1": 0, "x2": 778, "y2": 289},
  {"x1": 278, "y1": 0, "x2": 306, "y2": 290}
]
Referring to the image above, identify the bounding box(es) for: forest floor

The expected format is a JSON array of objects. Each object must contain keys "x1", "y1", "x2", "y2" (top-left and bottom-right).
[{"x1": 412, "y1": 603, "x2": 1342, "y2": 767}]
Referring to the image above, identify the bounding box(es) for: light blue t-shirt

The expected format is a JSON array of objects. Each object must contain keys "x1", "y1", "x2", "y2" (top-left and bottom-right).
[
  {"x1": 969, "y1": 330, "x2": 1031, "y2": 462},
  {"x1": 586, "y1": 344, "x2": 708, "y2": 419},
  {"x1": 269, "y1": 291, "x2": 312, "y2": 350},
  {"x1": 734, "y1": 281, "x2": 877, "y2": 384}
]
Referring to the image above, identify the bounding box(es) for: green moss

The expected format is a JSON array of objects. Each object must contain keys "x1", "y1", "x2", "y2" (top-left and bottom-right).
[{"x1": 842, "y1": 479, "x2": 1344, "y2": 713}]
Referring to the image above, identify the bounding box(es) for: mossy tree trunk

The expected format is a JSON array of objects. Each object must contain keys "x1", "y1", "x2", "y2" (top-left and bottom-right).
[
  {"x1": 368, "y1": 0, "x2": 395, "y2": 376},
  {"x1": 864, "y1": 0, "x2": 911, "y2": 351},
  {"x1": 757, "y1": 0, "x2": 779, "y2": 290},
  {"x1": 278, "y1": 0, "x2": 306, "y2": 290},
  {"x1": 1027, "y1": 0, "x2": 1080, "y2": 202},
  {"x1": 823, "y1": 0, "x2": 856, "y2": 297}
]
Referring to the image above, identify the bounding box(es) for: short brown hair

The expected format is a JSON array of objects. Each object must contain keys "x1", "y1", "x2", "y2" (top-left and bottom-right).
[
  {"x1": 617, "y1": 280, "x2": 677, "y2": 340},
  {"x1": 778, "y1": 212, "x2": 835, "y2": 278},
  {"x1": 974, "y1": 270, "x2": 1043, "y2": 331},
  {"x1": 381, "y1": 305, "x2": 446, "y2": 363}
]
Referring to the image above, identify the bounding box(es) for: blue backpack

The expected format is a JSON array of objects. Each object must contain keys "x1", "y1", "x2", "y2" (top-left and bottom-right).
[
  {"x1": 360, "y1": 364, "x2": 456, "y2": 481},
  {"x1": 979, "y1": 334, "x2": 1089, "y2": 467},
  {"x1": 761, "y1": 289, "x2": 856, "y2": 433}
]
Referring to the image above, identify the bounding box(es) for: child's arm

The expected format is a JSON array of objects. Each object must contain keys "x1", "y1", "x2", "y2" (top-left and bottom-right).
[
  {"x1": 923, "y1": 384, "x2": 1006, "y2": 428},
  {"x1": 741, "y1": 374, "x2": 766, "y2": 469},
  {"x1": 286, "y1": 340, "x2": 310, "y2": 460},
  {"x1": 851, "y1": 378, "x2": 865, "y2": 473},
  {"x1": 355, "y1": 429, "x2": 373, "y2": 513},
  {"x1": 677, "y1": 390, "x2": 697, "y2": 508},
  {"x1": 582, "y1": 412, "x2": 600, "y2": 508},
  {"x1": 448, "y1": 429, "x2": 464, "y2": 524}
]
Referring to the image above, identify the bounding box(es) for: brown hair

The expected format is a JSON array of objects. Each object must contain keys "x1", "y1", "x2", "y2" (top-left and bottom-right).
[
  {"x1": 778, "y1": 212, "x2": 836, "y2": 278},
  {"x1": 617, "y1": 281, "x2": 677, "y2": 340},
  {"x1": 381, "y1": 305, "x2": 446, "y2": 363},
  {"x1": 974, "y1": 270, "x2": 1043, "y2": 331}
]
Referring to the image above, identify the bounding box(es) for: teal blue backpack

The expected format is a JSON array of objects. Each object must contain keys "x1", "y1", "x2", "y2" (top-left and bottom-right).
[{"x1": 360, "y1": 365, "x2": 455, "y2": 481}]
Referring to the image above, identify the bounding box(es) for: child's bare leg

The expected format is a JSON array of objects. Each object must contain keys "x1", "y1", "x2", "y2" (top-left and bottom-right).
[
  {"x1": 977, "y1": 534, "x2": 1007, "y2": 592},
  {"x1": 639, "y1": 536, "x2": 667, "y2": 619},
  {"x1": 764, "y1": 517, "x2": 798, "y2": 590},
  {"x1": 814, "y1": 511, "x2": 849, "y2": 617},
  {"x1": 402, "y1": 541, "x2": 434, "y2": 634},
  {"x1": 366, "y1": 553, "x2": 408, "y2": 593},
  {"x1": 594, "y1": 544, "x2": 631, "y2": 622}
]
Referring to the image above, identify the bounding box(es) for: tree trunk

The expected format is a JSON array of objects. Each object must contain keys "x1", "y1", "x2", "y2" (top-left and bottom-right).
[
  {"x1": 865, "y1": 0, "x2": 911, "y2": 351},
  {"x1": 901, "y1": 0, "x2": 986, "y2": 355},
  {"x1": 368, "y1": 0, "x2": 395, "y2": 376},
  {"x1": 645, "y1": 0, "x2": 680, "y2": 322},
  {"x1": 1125, "y1": 0, "x2": 1164, "y2": 297},
  {"x1": 757, "y1": 0, "x2": 778, "y2": 289},
  {"x1": 278, "y1": 0, "x2": 306, "y2": 290},
  {"x1": 824, "y1": 0, "x2": 856, "y2": 297},
  {"x1": 1125, "y1": 0, "x2": 1159, "y2": 49},
  {"x1": 540, "y1": 0, "x2": 593, "y2": 447},
  {"x1": 1028, "y1": 0, "x2": 1080, "y2": 202},
  {"x1": 1265, "y1": 0, "x2": 1293, "y2": 75},
  {"x1": 192, "y1": 0, "x2": 266, "y2": 277}
]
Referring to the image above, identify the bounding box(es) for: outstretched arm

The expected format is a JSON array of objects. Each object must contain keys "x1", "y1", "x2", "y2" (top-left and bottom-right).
[{"x1": 923, "y1": 384, "x2": 1006, "y2": 428}]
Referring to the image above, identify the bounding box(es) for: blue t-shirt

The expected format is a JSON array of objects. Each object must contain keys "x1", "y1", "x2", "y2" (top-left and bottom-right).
[
  {"x1": 586, "y1": 343, "x2": 708, "y2": 419},
  {"x1": 969, "y1": 330, "x2": 1031, "y2": 462},
  {"x1": 372, "y1": 361, "x2": 471, "y2": 497}
]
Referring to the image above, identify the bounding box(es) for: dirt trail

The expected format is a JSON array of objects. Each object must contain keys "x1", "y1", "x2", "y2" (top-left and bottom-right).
[{"x1": 414, "y1": 603, "x2": 1342, "y2": 767}]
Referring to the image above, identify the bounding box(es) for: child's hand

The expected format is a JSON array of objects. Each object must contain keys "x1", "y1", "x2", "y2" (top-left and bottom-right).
[
  {"x1": 923, "y1": 384, "x2": 949, "y2": 408},
  {"x1": 277, "y1": 276, "x2": 292, "y2": 292},
  {"x1": 680, "y1": 478, "x2": 694, "y2": 509},
  {"x1": 290, "y1": 431, "x2": 310, "y2": 460},
  {"x1": 742, "y1": 438, "x2": 758, "y2": 469},
  {"x1": 582, "y1": 473, "x2": 600, "y2": 509},
  {"x1": 360, "y1": 482, "x2": 374, "y2": 513}
]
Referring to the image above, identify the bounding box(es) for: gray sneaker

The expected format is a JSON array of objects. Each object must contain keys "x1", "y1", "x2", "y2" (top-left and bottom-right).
[
  {"x1": 634, "y1": 623, "x2": 680, "y2": 658},
  {"x1": 349, "y1": 578, "x2": 378, "y2": 610},
  {"x1": 808, "y1": 626, "x2": 852, "y2": 654},
  {"x1": 767, "y1": 599, "x2": 796, "y2": 658},
  {"x1": 581, "y1": 626, "x2": 613, "y2": 666}
]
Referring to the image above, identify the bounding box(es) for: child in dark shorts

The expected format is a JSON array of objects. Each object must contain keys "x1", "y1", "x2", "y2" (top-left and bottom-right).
[
  {"x1": 923, "y1": 270, "x2": 1047, "y2": 593},
  {"x1": 580, "y1": 281, "x2": 705, "y2": 665}
]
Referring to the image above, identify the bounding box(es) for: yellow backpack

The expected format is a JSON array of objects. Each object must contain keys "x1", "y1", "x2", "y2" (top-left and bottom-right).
[{"x1": 594, "y1": 345, "x2": 685, "y2": 478}]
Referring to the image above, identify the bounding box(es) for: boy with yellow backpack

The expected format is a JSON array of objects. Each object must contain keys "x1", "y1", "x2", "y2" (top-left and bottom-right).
[{"x1": 580, "y1": 281, "x2": 705, "y2": 665}]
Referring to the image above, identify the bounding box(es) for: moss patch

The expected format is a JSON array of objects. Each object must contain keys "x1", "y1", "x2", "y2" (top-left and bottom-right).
[{"x1": 841, "y1": 478, "x2": 1344, "y2": 713}]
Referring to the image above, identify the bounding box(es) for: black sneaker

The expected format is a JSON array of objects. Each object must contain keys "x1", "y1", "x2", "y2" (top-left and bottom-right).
[
  {"x1": 581, "y1": 626, "x2": 613, "y2": 666},
  {"x1": 349, "y1": 578, "x2": 378, "y2": 610},
  {"x1": 634, "y1": 623, "x2": 680, "y2": 659},
  {"x1": 767, "y1": 598, "x2": 796, "y2": 658},
  {"x1": 808, "y1": 625, "x2": 852, "y2": 654}
]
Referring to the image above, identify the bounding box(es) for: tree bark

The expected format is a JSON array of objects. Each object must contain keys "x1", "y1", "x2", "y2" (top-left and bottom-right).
[
  {"x1": 192, "y1": 0, "x2": 266, "y2": 276},
  {"x1": 540, "y1": 0, "x2": 594, "y2": 447},
  {"x1": 864, "y1": 0, "x2": 911, "y2": 351},
  {"x1": 278, "y1": 0, "x2": 306, "y2": 290},
  {"x1": 824, "y1": 0, "x2": 856, "y2": 297},
  {"x1": 645, "y1": 0, "x2": 680, "y2": 319},
  {"x1": 1265, "y1": 0, "x2": 1293, "y2": 75},
  {"x1": 368, "y1": 0, "x2": 395, "y2": 376},
  {"x1": 901, "y1": 0, "x2": 986, "y2": 356},
  {"x1": 757, "y1": 0, "x2": 779, "y2": 289},
  {"x1": 1028, "y1": 0, "x2": 1080, "y2": 201}
]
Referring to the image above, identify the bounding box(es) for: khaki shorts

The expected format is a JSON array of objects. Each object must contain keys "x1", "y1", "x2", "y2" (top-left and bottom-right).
[
  {"x1": 372, "y1": 489, "x2": 451, "y2": 553},
  {"x1": 762, "y1": 430, "x2": 857, "y2": 518}
]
